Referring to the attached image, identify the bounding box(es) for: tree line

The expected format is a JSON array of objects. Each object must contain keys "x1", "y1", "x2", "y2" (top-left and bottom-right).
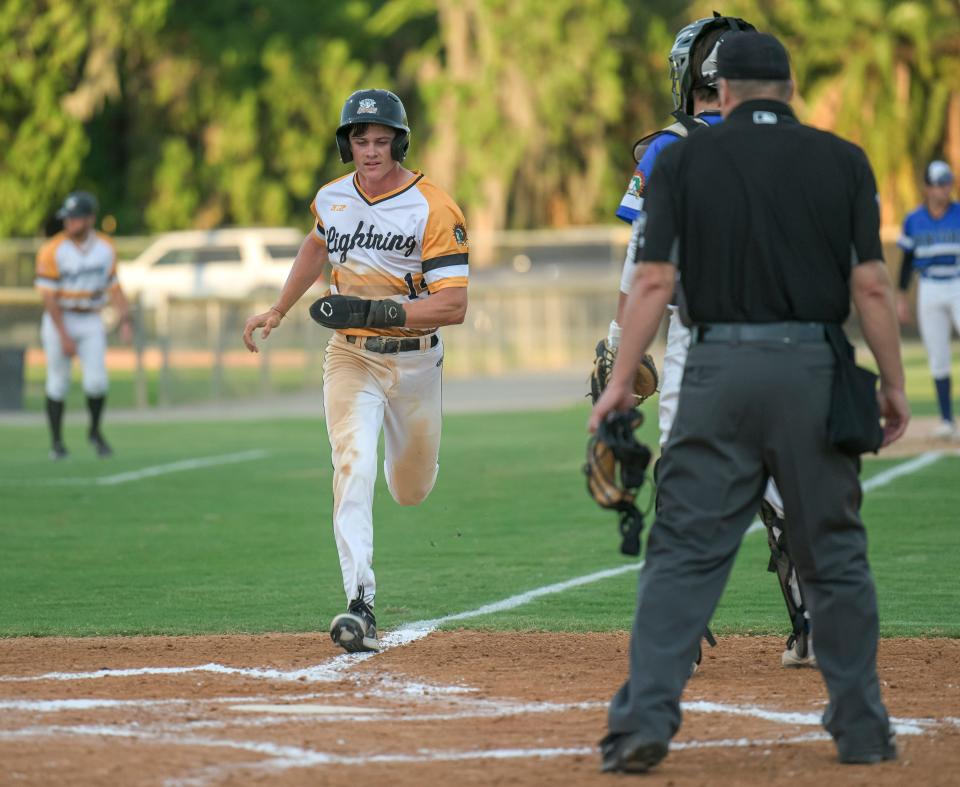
[{"x1": 2, "y1": 0, "x2": 958, "y2": 260}]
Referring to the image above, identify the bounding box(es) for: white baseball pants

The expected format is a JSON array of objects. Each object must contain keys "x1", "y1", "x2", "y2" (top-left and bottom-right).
[
  {"x1": 41, "y1": 311, "x2": 108, "y2": 400},
  {"x1": 322, "y1": 333, "x2": 443, "y2": 605},
  {"x1": 917, "y1": 278, "x2": 960, "y2": 378},
  {"x1": 659, "y1": 306, "x2": 783, "y2": 513}
]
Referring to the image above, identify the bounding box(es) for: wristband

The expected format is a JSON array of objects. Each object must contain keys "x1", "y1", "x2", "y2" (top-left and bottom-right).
[{"x1": 270, "y1": 306, "x2": 286, "y2": 319}]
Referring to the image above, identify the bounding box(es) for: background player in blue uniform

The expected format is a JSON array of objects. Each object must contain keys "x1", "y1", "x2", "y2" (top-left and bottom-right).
[
  {"x1": 599, "y1": 15, "x2": 816, "y2": 669},
  {"x1": 897, "y1": 160, "x2": 960, "y2": 440}
]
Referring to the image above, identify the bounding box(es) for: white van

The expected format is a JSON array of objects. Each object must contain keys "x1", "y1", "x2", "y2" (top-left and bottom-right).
[{"x1": 118, "y1": 227, "x2": 311, "y2": 305}]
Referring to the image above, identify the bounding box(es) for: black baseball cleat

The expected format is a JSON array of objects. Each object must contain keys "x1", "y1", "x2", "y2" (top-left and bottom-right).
[
  {"x1": 49, "y1": 441, "x2": 69, "y2": 461},
  {"x1": 600, "y1": 732, "x2": 668, "y2": 773},
  {"x1": 839, "y1": 733, "x2": 898, "y2": 765},
  {"x1": 89, "y1": 432, "x2": 113, "y2": 458},
  {"x1": 330, "y1": 592, "x2": 380, "y2": 653}
]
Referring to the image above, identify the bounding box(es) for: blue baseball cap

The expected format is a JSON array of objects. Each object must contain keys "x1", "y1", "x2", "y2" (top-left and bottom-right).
[{"x1": 925, "y1": 160, "x2": 954, "y2": 186}]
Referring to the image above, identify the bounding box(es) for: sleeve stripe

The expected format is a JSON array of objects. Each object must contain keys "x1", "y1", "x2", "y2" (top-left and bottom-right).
[
  {"x1": 424, "y1": 264, "x2": 468, "y2": 282},
  {"x1": 35, "y1": 277, "x2": 60, "y2": 290},
  {"x1": 427, "y1": 276, "x2": 468, "y2": 292},
  {"x1": 316, "y1": 221, "x2": 326, "y2": 237},
  {"x1": 422, "y1": 252, "x2": 468, "y2": 273}
]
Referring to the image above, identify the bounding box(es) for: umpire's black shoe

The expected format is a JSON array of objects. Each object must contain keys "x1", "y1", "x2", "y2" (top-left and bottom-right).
[
  {"x1": 330, "y1": 592, "x2": 380, "y2": 653},
  {"x1": 89, "y1": 432, "x2": 113, "y2": 458},
  {"x1": 600, "y1": 731, "x2": 668, "y2": 773},
  {"x1": 839, "y1": 733, "x2": 898, "y2": 765},
  {"x1": 49, "y1": 441, "x2": 69, "y2": 461}
]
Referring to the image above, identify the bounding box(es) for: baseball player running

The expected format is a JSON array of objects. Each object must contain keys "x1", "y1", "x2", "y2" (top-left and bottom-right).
[
  {"x1": 35, "y1": 192, "x2": 132, "y2": 460},
  {"x1": 242, "y1": 89, "x2": 468, "y2": 653},
  {"x1": 596, "y1": 15, "x2": 815, "y2": 668},
  {"x1": 897, "y1": 160, "x2": 960, "y2": 440}
]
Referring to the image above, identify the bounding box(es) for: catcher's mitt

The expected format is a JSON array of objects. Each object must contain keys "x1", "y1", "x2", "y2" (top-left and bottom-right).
[
  {"x1": 584, "y1": 409, "x2": 653, "y2": 556},
  {"x1": 589, "y1": 339, "x2": 659, "y2": 405}
]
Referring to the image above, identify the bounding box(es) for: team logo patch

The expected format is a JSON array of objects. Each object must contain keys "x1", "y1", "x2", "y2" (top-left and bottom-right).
[
  {"x1": 453, "y1": 222, "x2": 468, "y2": 246},
  {"x1": 357, "y1": 98, "x2": 378, "y2": 114},
  {"x1": 627, "y1": 172, "x2": 645, "y2": 198}
]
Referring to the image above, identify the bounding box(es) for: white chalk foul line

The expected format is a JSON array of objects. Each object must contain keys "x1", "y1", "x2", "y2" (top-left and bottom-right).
[
  {"x1": 5, "y1": 450, "x2": 272, "y2": 488},
  {"x1": 744, "y1": 450, "x2": 945, "y2": 535},
  {"x1": 95, "y1": 450, "x2": 269, "y2": 486},
  {"x1": 0, "y1": 451, "x2": 943, "y2": 687}
]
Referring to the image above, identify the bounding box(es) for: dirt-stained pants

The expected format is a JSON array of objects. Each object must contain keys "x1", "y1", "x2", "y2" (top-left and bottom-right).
[{"x1": 322, "y1": 332, "x2": 443, "y2": 605}]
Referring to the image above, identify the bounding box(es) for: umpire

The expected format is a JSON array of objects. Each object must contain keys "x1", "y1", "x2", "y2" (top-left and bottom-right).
[{"x1": 590, "y1": 32, "x2": 909, "y2": 773}]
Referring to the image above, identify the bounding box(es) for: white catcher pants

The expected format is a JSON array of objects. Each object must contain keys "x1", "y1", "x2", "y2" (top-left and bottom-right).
[
  {"x1": 917, "y1": 277, "x2": 960, "y2": 379},
  {"x1": 322, "y1": 333, "x2": 443, "y2": 605},
  {"x1": 41, "y1": 310, "x2": 109, "y2": 400},
  {"x1": 659, "y1": 306, "x2": 784, "y2": 517}
]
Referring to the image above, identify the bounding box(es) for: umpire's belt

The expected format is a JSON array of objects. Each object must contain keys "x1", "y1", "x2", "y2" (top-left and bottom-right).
[
  {"x1": 692, "y1": 322, "x2": 830, "y2": 344},
  {"x1": 345, "y1": 334, "x2": 439, "y2": 354}
]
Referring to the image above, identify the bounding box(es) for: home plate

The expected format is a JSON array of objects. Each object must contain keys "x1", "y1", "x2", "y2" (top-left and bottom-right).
[{"x1": 229, "y1": 703, "x2": 383, "y2": 715}]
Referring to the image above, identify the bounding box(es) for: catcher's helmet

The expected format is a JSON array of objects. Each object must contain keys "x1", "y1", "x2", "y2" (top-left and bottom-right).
[
  {"x1": 56, "y1": 191, "x2": 98, "y2": 219},
  {"x1": 335, "y1": 89, "x2": 411, "y2": 164},
  {"x1": 669, "y1": 12, "x2": 756, "y2": 114}
]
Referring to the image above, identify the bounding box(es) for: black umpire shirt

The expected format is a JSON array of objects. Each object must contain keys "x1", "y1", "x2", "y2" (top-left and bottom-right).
[{"x1": 641, "y1": 99, "x2": 884, "y2": 324}]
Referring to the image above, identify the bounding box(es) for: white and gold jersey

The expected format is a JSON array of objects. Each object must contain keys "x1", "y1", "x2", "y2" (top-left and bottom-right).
[
  {"x1": 310, "y1": 171, "x2": 469, "y2": 337},
  {"x1": 35, "y1": 232, "x2": 118, "y2": 311}
]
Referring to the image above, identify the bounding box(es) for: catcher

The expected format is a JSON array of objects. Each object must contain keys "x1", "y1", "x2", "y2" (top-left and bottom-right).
[{"x1": 590, "y1": 12, "x2": 815, "y2": 670}]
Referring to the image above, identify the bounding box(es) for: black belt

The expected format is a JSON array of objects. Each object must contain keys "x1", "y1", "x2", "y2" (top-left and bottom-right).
[
  {"x1": 345, "y1": 334, "x2": 439, "y2": 354},
  {"x1": 692, "y1": 322, "x2": 830, "y2": 344}
]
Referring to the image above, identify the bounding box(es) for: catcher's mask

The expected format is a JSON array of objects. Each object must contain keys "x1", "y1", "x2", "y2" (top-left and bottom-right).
[
  {"x1": 669, "y1": 12, "x2": 756, "y2": 115},
  {"x1": 336, "y1": 89, "x2": 411, "y2": 164},
  {"x1": 584, "y1": 409, "x2": 653, "y2": 556}
]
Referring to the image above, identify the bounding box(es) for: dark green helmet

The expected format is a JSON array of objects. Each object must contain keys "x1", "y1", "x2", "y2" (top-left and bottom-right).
[
  {"x1": 56, "y1": 191, "x2": 98, "y2": 219},
  {"x1": 336, "y1": 89, "x2": 411, "y2": 164}
]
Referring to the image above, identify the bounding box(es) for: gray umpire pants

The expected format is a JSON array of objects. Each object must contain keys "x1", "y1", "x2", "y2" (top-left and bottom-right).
[{"x1": 608, "y1": 338, "x2": 892, "y2": 759}]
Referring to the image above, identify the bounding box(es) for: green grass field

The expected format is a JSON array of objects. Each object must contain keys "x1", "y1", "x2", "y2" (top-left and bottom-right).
[{"x1": 1, "y1": 407, "x2": 957, "y2": 640}]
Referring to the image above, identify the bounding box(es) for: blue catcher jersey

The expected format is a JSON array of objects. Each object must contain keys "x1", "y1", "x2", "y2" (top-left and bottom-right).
[
  {"x1": 615, "y1": 112, "x2": 723, "y2": 224},
  {"x1": 898, "y1": 202, "x2": 960, "y2": 280}
]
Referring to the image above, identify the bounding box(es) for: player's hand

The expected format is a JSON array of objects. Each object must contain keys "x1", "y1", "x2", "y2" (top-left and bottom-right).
[
  {"x1": 877, "y1": 384, "x2": 910, "y2": 447},
  {"x1": 588, "y1": 379, "x2": 634, "y2": 433},
  {"x1": 896, "y1": 295, "x2": 911, "y2": 325},
  {"x1": 61, "y1": 335, "x2": 78, "y2": 358},
  {"x1": 242, "y1": 310, "x2": 282, "y2": 353}
]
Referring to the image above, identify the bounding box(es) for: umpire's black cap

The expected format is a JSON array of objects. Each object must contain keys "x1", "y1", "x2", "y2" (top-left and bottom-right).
[
  {"x1": 716, "y1": 32, "x2": 791, "y2": 81},
  {"x1": 56, "y1": 191, "x2": 99, "y2": 219},
  {"x1": 336, "y1": 89, "x2": 410, "y2": 164}
]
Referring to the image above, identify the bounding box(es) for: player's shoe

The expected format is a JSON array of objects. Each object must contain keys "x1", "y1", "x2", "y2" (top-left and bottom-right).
[
  {"x1": 690, "y1": 643, "x2": 702, "y2": 677},
  {"x1": 49, "y1": 441, "x2": 69, "y2": 461},
  {"x1": 782, "y1": 631, "x2": 816, "y2": 668},
  {"x1": 931, "y1": 420, "x2": 958, "y2": 441},
  {"x1": 89, "y1": 432, "x2": 113, "y2": 458},
  {"x1": 600, "y1": 732, "x2": 668, "y2": 773},
  {"x1": 330, "y1": 593, "x2": 380, "y2": 653}
]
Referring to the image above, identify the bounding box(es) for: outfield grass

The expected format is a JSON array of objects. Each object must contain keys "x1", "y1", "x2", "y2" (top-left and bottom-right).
[{"x1": 0, "y1": 407, "x2": 957, "y2": 639}]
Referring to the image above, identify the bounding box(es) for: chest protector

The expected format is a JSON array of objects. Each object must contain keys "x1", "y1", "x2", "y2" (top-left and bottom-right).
[{"x1": 631, "y1": 110, "x2": 711, "y2": 164}]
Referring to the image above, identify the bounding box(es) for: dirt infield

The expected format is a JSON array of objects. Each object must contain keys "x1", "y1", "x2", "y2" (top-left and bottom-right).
[{"x1": 1, "y1": 632, "x2": 958, "y2": 786}]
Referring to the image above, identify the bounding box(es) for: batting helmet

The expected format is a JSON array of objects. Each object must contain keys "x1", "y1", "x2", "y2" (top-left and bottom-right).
[
  {"x1": 669, "y1": 13, "x2": 756, "y2": 114},
  {"x1": 56, "y1": 191, "x2": 99, "y2": 219},
  {"x1": 335, "y1": 89, "x2": 411, "y2": 164}
]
